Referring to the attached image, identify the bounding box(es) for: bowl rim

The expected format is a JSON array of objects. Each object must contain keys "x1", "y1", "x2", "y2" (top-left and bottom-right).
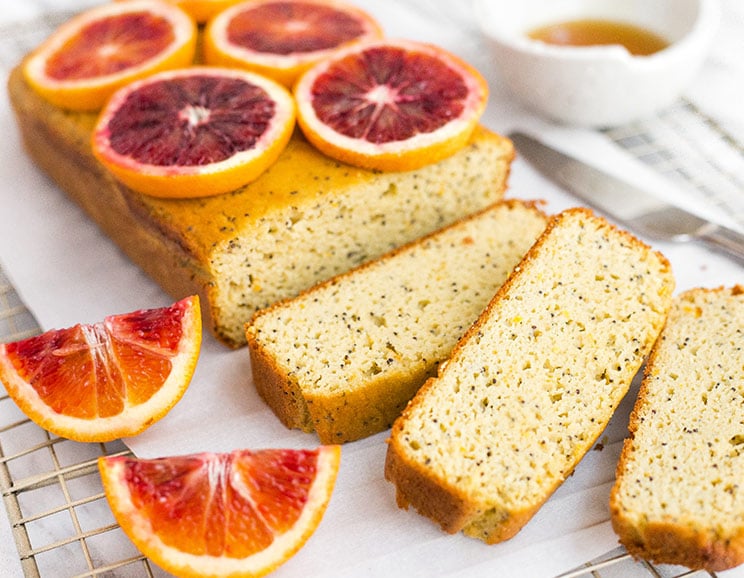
[{"x1": 473, "y1": 0, "x2": 721, "y2": 64}]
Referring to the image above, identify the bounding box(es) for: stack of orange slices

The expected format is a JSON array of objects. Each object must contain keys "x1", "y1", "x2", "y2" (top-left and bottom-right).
[{"x1": 22, "y1": 0, "x2": 489, "y2": 199}]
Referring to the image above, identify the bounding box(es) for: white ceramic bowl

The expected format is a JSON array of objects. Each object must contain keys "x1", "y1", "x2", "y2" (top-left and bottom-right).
[{"x1": 474, "y1": 0, "x2": 720, "y2": 127}]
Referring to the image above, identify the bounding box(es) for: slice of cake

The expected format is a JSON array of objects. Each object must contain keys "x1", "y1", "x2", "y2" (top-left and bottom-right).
[
  {"x1": 246, "y1": 200, "x2": 548, "y2": 443},
  {"x1": 8, "y1": 65, "x2": 513, "y2": 347},
  {"x1": 610, "y1": 285, "x2": 744, "y2": 571},
  {"x1": 385, "y1": 208, "x2": 674, "y2": 544}
]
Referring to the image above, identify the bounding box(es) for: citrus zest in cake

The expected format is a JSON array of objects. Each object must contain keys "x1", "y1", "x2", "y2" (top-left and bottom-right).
[
  {"x1": 0, "y1": 296, "x2": 201, "y2": 442},
  {"x1": 294, "y1": 39, "x2": 489, "y2": 171},
  {"x1": 22, "y1": 0, "x2": 197, "y2": 111},
  {"x1": 91, "y1": 67, "x2": 296, "y2": 199},
  {"x1": 98, "y1": 446, "x2": 341, "y2": 578},
  {"x1": 204, "y1": 0, "x2": 383, "y2": 87}
]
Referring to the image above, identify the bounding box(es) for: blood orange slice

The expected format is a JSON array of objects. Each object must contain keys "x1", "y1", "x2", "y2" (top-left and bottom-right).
[
  {"x1": 99, "y1": 446, "x2": 341, "y2": 578},
  {"x1": 203, "y1": 0, "x2": 383, "y2": 87},
  {"x1": 0, "y1": 296, "x2": 201, "y2": 442},
  {"x1": 294, "y1": 39, "x2": 489, "y2": 171},
  {"x1": 91, "y1": 67, "x2": 296, "y2": 199},
  {"x1": 22, "y1": 0, "x2": 197, "y2": 111}
]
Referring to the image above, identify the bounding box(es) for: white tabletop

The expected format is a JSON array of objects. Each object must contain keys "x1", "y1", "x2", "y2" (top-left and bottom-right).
[{"x1": 1, "y1": 1, "x2": 743, "y2": 577}]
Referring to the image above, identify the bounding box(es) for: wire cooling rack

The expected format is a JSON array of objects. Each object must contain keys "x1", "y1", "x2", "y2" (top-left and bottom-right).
[
  {"x1": 0, "y1": 267, "x2": 718, "y2": 578},
  {"x1": 604, "y1": 99, "x2": 744, "y2": 229},
  {"x1": 0, "y1": 268, "x2": 160, "y2": 577},
  {"x1": 0, "y1": 8, "x2": 741, "y2": 578}
]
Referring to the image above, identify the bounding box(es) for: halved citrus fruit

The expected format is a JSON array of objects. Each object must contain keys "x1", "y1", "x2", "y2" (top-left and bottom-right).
[
  {"x1": 99, "y1": 446, "x2": 341, "y2": 577},
  {"x1": 294, "y1": 39, "x2": 489, "y2": 172},
  {"x1": 161, "y1": 0, "x2": 245, "y2": 23},
  {"x1": 203, "y1": 0, "x2": 383, "y2": 87},
  {"x1": 0, "y1": 296, "x2": 201, "y2": 442},
  {"x1": 91, "y1": 66, "x2": 296, "y2": 198},
  {"x1": 22, "y1": 0, "x2": 197, "y2": 111}
]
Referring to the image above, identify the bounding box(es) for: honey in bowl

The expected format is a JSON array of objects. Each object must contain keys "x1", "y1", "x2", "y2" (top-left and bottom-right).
[{"x1": 528, "y1": 19, "x2": 669, "y2": 56}]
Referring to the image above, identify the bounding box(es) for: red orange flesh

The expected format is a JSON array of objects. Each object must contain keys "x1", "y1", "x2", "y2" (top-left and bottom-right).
[
  {"x1": 99, "y1": 446, "x2": 341, "y2": 577},
  {"x1": 0, "y1": 296, "x2": 201, "y2": 442}
]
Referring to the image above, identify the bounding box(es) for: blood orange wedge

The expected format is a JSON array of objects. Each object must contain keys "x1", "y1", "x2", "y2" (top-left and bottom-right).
[
  {"x1": 98, "y1": 446, "x2": 341, "y2": 578},
  {"x1": 0, "y1": 296, "x2": 201, "y2": 442},
  {"x1": 294, "y1": 39, "x2": 489, "y2": 172},
  {"x1": 22, "y1": 0, "x2": 197, "y2": 112},
  {"x1": 91, "y1": 67, "x2": 296, "y2": 199},
  {"x1": 203, "y1": 0, "x2": 383, "y2": 87}
]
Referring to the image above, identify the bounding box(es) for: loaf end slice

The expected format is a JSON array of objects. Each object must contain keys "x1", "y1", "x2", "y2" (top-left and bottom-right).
[
  {"x1": 610, "y1": 285, "x2": 744, "y2": 571},
  {"x1": 385, "y1": 208, "x2": 675, "y2": 543},
  {"x1": 246, "y1": 201, "x2": 549, "y2": 442}
]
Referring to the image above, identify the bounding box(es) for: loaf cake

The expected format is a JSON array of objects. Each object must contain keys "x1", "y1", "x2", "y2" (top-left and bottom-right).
[
  {"x1": 610, "y1": 285, "x2": 744, "y2": 571},
  {"x1": 8, "y1": 65, "x2": 513, "y2": 347},
  {"x1": 385, "y1": 208, "x2": 675, "y2": 544},
  {"x1": 246, "y1": 200, "x2": 549, "y2": 443}
]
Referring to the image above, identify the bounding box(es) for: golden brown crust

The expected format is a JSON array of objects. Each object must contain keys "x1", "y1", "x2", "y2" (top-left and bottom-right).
[
  {"x1": 305, "y1": 364, "x2": 435, "y2": 444},
  {"x1": 385, "y1": 413, "x2": 478, "y2": 533},
  {"x1": 462, "y1": 504, "x2": 540, "y2": 544},
  {"x1": 245, "y1": 331, "x2": 314, "y2": 432},
  {"x1": 610, "y1": 285, "x2": 744, "y2": 572},
  {"x1": 611, "y1": 515, "x2": 744, "y2": 571}
]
